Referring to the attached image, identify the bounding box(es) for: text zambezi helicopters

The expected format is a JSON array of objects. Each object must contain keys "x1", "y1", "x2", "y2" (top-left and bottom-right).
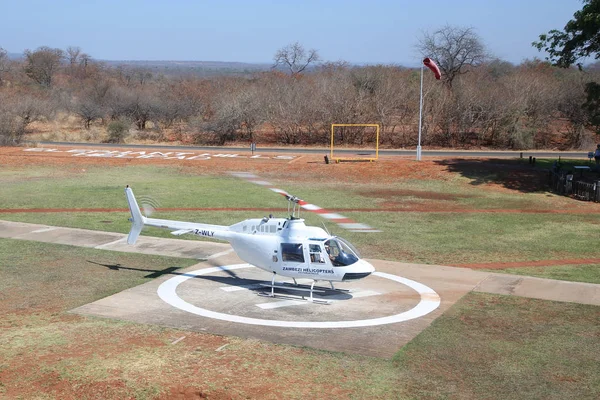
[{"x1": 125, "y1": 183, "x2": 376, "y2": 303}]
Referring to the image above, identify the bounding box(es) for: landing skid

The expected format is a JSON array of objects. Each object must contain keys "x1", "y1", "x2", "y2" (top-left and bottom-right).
[
  {"x1": 257, "y1": 290, "x2": 332, "y2": 305},
  {"x1": 257, "y1": 274, "x2": 348, "y2": 305},
  {"x1": 265, "y1": 282, "x2": 351, "y2": 293}
]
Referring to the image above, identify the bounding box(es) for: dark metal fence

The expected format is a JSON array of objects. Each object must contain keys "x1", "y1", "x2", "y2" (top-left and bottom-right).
[{"x1": 549, "y1": 170, "x2": 600, "y2": 202}]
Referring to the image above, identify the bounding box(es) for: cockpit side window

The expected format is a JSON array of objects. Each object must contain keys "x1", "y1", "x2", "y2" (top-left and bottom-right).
[{"x1": 324, "y1": 238, "x2": 359, "y2": 267}]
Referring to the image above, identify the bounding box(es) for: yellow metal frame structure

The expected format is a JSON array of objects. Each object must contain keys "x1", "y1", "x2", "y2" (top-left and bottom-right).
[{"x1": 330, "y1": 124, "x2": 379, "y2": 163}]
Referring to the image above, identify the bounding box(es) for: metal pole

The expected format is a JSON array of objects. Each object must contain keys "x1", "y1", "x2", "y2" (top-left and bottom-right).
[{"x1": 417, "y1": 64, "x2": 424, "y2": 161}]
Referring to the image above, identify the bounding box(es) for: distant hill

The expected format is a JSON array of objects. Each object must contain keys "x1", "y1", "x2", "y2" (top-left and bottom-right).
[
  {"x1": 6, "y1": 52, "x2": 22, "y2": 60},
  {"x1": 4, "y1": 53, "x2": 388, "y2": 77},
  {"x1": 101, "y1": 59, "x2": 273, "y2": 77}
]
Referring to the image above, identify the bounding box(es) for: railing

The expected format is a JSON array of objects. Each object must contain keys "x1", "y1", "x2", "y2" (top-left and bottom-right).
[{"x1": 549, "y1": 170, "x2": 600, "y2": 202}]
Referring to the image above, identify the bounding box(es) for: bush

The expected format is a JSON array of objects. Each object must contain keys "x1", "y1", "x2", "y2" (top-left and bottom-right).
[
  {"x1": 0, "y1": 112, "x2": 25, "y2": 146},
  {"x1": 106, "y1": 120, "x2": 130, "y2": 143}
]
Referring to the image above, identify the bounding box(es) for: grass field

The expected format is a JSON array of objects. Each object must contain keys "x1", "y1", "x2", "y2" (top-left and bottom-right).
[
  {"x1": 1, "y1": 154, "x2": 600, "y2": 398},
  {"x1": 1, "y1": 163, "x2": 600, "y2": 281},
  {"x1": 1, "y1": 239, "x2": 598, "y2": 399}
]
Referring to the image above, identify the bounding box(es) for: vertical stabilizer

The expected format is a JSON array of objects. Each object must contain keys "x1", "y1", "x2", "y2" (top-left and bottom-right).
[{"x1": 125, "y1": 186, "x2": 146, "y2": 244}]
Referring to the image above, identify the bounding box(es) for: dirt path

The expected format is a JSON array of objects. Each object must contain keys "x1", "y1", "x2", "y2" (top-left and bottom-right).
[{"x1": 2, "y1": 206, "x2": 600, "y2": 214}]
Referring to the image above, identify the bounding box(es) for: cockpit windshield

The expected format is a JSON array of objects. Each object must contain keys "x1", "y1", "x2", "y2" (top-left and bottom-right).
[{"x1": 324, "y1": 236, "x2": 361, "y2": 266}]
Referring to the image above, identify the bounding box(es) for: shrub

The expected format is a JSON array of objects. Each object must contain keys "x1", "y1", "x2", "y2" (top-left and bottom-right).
[
  {"x1": 0, "y1": 112, "x2": 25, "y2": 146},
  {"x1": 106, "y1": 120, "x2": 130, "y2": 143}
]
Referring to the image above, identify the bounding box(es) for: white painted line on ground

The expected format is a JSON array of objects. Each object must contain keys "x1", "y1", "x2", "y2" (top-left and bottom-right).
[
  {"x1": 215, "y1": 344, "x2": 229, "y2": 352},
  {"x1": 30, "y1": 227, "x2": 58, "y2": 233},
  {"x1": 206, "y1": 249, "x2": 234, "y2": 260},
  {"x1": 256, "y1": 299, "x2": 306, "y2": 309},
  {"x1": 94, "y1": 237, "x2": 127, "y2": 249},
  {"x1": 171, "y1": 336, "x2": 186, "y2": 345},
  {"x1": 158, "y1": 265, "x2": 441, "y2": 329}
]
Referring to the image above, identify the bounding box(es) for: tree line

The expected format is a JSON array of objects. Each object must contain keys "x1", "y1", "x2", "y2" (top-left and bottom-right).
[{"x1": 1, "y1": 22, "x2": 599, "y2": 149}]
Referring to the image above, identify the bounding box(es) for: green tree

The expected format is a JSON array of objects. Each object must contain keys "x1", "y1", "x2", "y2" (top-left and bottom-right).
[
  {"x1": 534, "y1": 1, "x2": 600, "y2": 134},
  {"x1": 533, "y1": 0, "x2": 600, "y2": 68}
]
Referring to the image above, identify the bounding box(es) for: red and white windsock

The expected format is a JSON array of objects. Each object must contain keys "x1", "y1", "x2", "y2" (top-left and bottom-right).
[{"x1": 423, "y1": 58, "x2": 441, "y2": 80}]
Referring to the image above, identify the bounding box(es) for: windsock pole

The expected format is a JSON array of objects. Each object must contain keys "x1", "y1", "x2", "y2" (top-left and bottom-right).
[
  {"x1": 417, "y1": 58, "x2": 441, "y2": 161},
  {"x1": 417, "y1": 63, "x2": 424, "y2": 161}
]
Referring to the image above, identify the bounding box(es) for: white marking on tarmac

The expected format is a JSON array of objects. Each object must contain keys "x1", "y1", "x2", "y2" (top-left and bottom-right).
[
  {"x1": 157, "y1": 264, "x2": 441, "y2": 329},
  {"x1": 206, "y1": 249, "x2": 234, "y2": 260},
  {"x1": 257, "y1": 299, "x2": 306, "y2": 309},
  {"x1": 94, "y1": 237, "x2": 127, "y2": 249},
  {"x1": 30, "y1": 227, "x2": 57, "y2": 233}
]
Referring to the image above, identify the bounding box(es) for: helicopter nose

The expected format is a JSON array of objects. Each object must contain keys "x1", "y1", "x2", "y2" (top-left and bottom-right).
[{"x1": 342, "y1": 259, "x2": 375, "y2": 281}]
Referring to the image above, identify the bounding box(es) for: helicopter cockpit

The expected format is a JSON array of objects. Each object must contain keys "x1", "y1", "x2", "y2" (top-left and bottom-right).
[{"x1": 323, "y1": 236, "x2": 361, "y2": 267}]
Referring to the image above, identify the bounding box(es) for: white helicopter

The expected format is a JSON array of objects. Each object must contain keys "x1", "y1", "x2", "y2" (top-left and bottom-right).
[{"x1": 125, "y1": 184, "x2": 376, "y2": 304}]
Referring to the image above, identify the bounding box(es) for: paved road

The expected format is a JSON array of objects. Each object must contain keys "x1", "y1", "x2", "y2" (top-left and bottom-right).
[{"x1": 36, "y1": 141, "x2": 589, "y2": 159}]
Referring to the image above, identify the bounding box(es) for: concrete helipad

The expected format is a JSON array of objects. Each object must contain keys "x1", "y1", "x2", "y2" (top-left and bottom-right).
[
  {"x1": 72, "y1": 251, "x2": 491, "y2": 358},
  {"x1": 3, "y1": 219, "x2": 600, "y2": 358}
]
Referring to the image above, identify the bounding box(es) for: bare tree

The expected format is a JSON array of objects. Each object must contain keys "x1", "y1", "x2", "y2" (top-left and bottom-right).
[
  {"x1": 0, "y1": 94, "x2": 25, "y2": 145},
  {"x1": 73, "y1": 93, "x2": 106, "y2": 129},
  {"x1": 65, "y1": 46, "x2": 91, "y2": 78},
  {"x1": 417, "y1": 25, "x2": 487, "y2": 87},
  {"x1": 0, "y1": 47, "x2": 9, "y2": 86},
  {"x1": 23, "y1": 46, "x2": 64, "y2": 88},
  {"x1": 273, "y1": 42, "x2": 320, "y2": 76},
  {"x1": 66, "y1": 46, "x2": 81, "y2": 66},
  {"x1": 153, "y1": 80, "x2": 203, "y2": 128}
]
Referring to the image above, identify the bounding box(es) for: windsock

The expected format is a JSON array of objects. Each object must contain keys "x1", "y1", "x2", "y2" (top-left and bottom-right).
[{"x1": 423, "y1": 58, "x2": 441, "y2": 80}]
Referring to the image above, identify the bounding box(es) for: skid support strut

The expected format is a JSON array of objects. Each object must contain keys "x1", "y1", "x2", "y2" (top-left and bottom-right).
[{"x1": 270, "y1": 272, "x2": 276, "y2": 297}]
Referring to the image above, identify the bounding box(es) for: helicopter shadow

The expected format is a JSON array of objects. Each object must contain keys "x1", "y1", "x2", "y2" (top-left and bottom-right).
[
  {"x1": 196, "y1": 274, "x2": 354, "y2": 301},
  {"x1": 87, "y1": 260, "x2": 353, "y2": 300},
  {"x1": 87, "y1": 259, "x2": 240, "y2": 279}
]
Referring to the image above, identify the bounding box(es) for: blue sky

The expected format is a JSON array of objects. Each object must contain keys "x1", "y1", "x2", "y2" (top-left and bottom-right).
[{"x1": 0, "y1": 0, "x2": 584, "y2": 65}]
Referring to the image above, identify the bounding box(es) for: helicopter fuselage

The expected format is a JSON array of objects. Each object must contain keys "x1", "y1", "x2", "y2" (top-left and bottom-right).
[
  {"x1": 125, "y1": 187, "x2": 375, "y2": 284},
  {"x1": 212, "y1": 217, "x2": 373, "y2": 282}
]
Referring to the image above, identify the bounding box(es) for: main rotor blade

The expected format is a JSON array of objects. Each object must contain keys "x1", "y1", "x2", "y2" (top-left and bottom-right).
[{"x1": 229, "y1": 172, "x2": 381, "y2": 233}]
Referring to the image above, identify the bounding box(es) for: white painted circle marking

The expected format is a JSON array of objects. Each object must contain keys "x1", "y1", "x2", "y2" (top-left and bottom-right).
[{"x1": 157, "y1": 264, "x2": 441, "y2": 329}]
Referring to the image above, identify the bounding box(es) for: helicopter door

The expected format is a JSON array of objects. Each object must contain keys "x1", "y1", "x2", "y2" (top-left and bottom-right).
[{"x1": 280, "y1": 243, "x2": 306, "y2": 272}]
